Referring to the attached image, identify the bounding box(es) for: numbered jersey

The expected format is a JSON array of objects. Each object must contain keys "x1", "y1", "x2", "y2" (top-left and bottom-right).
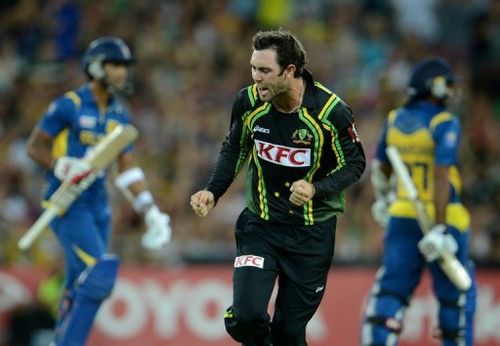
[
  {"x1": 38, "y1": 84, "x2": 132, "y2": 202},
  {"x1": 375, "y1": 101, "x2": 470, "y2": 231}
]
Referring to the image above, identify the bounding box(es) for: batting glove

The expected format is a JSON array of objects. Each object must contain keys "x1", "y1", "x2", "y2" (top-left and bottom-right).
[
  {"x1": 142, "y1": 205, "x2": 172, "y2": 250},
  {"x1": 54, "y1": 156, "x2": 93, "y2": 183},
  {"x1": 371, "y1": 198, "x2": 389, "y2": 227},
  {"x1": 54, "y1": 156, "x2": 97, "y2": 195},
  {"x1": 418, "y1": 224, "x2": 458, "y2": 262}
]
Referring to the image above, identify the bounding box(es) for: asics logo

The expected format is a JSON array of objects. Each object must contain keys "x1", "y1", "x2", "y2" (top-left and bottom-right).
[{"x1": 253, "y1": 125, "x2": 270, "y2": 134}]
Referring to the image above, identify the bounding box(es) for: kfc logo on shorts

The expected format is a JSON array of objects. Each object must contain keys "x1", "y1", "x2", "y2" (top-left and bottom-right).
[
  {"x1": 234, "y1": 255, "x2": 265, "y2": 269},
  {"x1": 255, "y1": 140, "x2": 311, "y2": 167}
]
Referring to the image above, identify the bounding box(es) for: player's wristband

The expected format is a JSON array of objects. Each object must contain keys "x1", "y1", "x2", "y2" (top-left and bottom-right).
[
  {"x1": 132, "y1": 190, "x2": 154, "y2": 213},
  {"x1": 115, "y1": 167, "x2": 145, "y2": 189}
]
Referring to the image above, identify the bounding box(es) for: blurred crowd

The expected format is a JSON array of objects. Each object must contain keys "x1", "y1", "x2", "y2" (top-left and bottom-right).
[{"x1": 1, "y1": 0, "x2": 499, "y2": 268}]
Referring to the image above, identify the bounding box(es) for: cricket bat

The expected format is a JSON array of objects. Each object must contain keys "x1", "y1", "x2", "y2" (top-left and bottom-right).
[
  {"x1": 18, "y1": 124, "x2": 139, "y2": 250},
  {"x1": 386, "y1": 146, "x2": 471, "y2": 291}
]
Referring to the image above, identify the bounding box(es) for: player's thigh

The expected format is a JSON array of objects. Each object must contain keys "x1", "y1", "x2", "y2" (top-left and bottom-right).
[
  {"x1": 52, "y1": 208, "x2": 107, "y2": 275},
  {"x1": 380, "y1": 217, "x2": 425, "y2": 293},
  {"x1": 273, "y1": 219, "x2": 335, "y2": 324},
  {"x1": 233, "y1": 265, "x2": 277, "y2": 317},
  {"x1": 233, "y1": 210, "x2": 278, "y2": 315}
]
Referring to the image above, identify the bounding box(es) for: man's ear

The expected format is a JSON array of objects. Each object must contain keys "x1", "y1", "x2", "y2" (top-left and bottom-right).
[{"x1": 284, "y1": 64, "x2": 296, "y2": 79}]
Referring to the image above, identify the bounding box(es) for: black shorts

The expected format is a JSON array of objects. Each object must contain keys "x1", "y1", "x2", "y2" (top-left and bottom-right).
[{"x1": 231, "y1": 208, "x2": 336, "y2": 340}]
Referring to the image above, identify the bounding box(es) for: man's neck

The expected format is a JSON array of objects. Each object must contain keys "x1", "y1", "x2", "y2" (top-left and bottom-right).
[
  {"x1": 273, "y1": 77, "x2": 305, "y2": 114},
  {"x1": 89, "y1": 81, "x2": 111, "y2": 112}
]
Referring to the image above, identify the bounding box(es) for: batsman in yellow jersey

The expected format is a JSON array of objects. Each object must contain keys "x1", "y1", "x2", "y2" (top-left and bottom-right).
[{"x1": 361, "y1": 58, "x2": 476, "y2": 346}]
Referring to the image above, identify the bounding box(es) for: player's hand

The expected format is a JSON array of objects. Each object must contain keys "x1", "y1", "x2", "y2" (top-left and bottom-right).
[
  {"x1": 371, "y1": 198, "x2": 389, "y2": 227},
  {"x1": 289, "y1": 179, "x2": 315, "y2": 206},
  {"x1": 190, "y1": 190, "x2": 215, "y2": 217},
  {"x1": 54, "y1": 156, "x2": 96, "y2": 192},
  {"x1": 142, "y1": 205, "x2": 172, "y2": 250},
  {"x1": 54, "y1": 156, "x2": 93, "y2": 183},
  {"x1": 418, "y1": 224, "x2": 458, "y2": 262}
]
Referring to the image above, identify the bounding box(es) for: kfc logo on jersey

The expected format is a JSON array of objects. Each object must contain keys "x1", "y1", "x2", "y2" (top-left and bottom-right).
[
  {"x1": 348, "y1": 123, "x2": 360, "y2": 143},
  {"x1": 234, "y1": 255, "x2": 264, "y2": 269},
  {"x1": 255, "y1": 140, "x2": 311, "y2": 167}
]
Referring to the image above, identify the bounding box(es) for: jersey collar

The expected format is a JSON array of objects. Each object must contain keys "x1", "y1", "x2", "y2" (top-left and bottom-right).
[{"x1": 301, "y1": 69, "x2": 317, "y2": 109}]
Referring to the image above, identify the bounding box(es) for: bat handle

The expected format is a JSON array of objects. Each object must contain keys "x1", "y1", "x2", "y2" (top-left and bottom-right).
[{"x1": 18, "y1": 208, "x2": 58, "y2": 250}]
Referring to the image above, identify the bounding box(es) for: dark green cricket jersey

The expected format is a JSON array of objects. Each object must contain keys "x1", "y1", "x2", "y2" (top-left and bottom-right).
[{"x1": 207, "y1": 70, "x2": 366, "y2": 225}]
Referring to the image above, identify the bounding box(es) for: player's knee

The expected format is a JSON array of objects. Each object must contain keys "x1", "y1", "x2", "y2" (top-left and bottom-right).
[
  {"x1": 76, "y1": 254, "x2": 120, "y2": 301},
  {"x1": 361, "y1": 315, "x2": 403, "y2": 346},
  {"x1": 437, "y1": 296, "x2": 473, "y2": 346},
  {"x1": 365, "y1": 315, "x2": 403, "y2": 334},
  {"x1": 224, "y1": 306, "x2": 269, "y2": 343}
]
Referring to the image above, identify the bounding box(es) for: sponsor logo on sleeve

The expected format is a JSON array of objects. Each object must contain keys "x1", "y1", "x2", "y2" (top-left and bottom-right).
[
  {"x1": 234, "y1": 255, "x2": 264, "y2": 269},
  {"x1": 46, "y1": 102, "x2": 56, "y2": 117},
  {"x1": 79, "y1": 115, "x2": 97, "y2": 128},
  {"x1": 444, "y1": 130, "x2": 458, "y2": 148},
  {"x1": 348, "y1": 123, "x2": 360, "y2": 143}
]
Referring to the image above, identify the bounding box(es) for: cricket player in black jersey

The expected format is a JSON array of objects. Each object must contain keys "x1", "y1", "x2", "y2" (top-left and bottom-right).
[{"x1": 190, "y1": 29, "x2": 366, "y2": 346}]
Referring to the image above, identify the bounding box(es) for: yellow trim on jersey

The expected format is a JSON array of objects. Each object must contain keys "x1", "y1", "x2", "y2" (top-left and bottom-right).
[
  {"x1": 387, "y1": 110, "x2": 398, "y2": 124},
  {"x1": 389, "y1": 201, "x2": 470, "y2": 232},
  {"x1": 448, "y1": 166, "x2": 462, "y2": 194},
  {"x1": 251, "y1": 146, "x2": 269, "y2": 220},
  {"x1": 73, "y1": 245, "x2": 97, "y2": 266},
  {"x1": 64, "y1": 91, "x2": 82, "y2": 109},
  {"x1": 314, "y1": 81, "x2": 333, "y2": 94},
  {"x1": 50, "y1": 91, "x2": 81, "y2": 159},
  {"x1": 244, "y1": 103, "x2": 270, "y2": 130},
  {"x1": 245, "y1": 103, "x2": 272, "y2": 220},
  {"x1": 430, "y1": 112, "x2": 453, "y2": 131},
  {"x1": 300, "y1": 108, "x2": 325, "y2": 225},
  {"x1": 51, "y1": 129, "x2": 69, "y2": 159},
  {"x1": 318, "y1": 94, "x2": 337, "y2": 120},
  {"x1": 247, "y1": 84, "x2": 258, "y2": 107}
]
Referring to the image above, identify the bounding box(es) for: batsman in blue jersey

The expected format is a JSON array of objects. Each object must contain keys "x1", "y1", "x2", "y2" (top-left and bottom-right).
[
  {"x1": 26, "y1": 37, "x2": 172, "y2": 346},
  {"x1": 360, "y1": 58, "x2": 476, "y2": 346}
]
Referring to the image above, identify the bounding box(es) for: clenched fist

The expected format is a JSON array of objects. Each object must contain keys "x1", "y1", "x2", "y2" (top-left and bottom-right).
[
  {"x1": 190, "y1": 190, "x2": 215, "y2": 217},
  {"x1": 289, "y1": 179, "x2": 316, "y2": 206}
]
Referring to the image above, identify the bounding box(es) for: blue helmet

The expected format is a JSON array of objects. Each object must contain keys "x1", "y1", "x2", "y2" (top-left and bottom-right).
[
  {"x1": 407, "y1": 57, "x2": 455, "y2": 101},
  {"x1": 82, "y1": 36, "x2": 135, "y2": 80}
]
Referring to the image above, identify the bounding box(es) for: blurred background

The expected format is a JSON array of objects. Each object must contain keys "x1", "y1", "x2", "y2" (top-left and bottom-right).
[{"x1": 1, "y1": 0, "x2": 500, "y2": 345}]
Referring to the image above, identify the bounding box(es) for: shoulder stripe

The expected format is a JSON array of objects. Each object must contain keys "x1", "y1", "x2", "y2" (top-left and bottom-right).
[
  {"x1": 247, "y1": 85, "x2": 258, "y2": 107},
  {"x1": 318, "y1": 94, "x2": 339, "y2": 120},
  {"x1": 430, "y1": 112, "x2": 453, "y2": 131},
  {"x1": 244, "y1": 103, "x2": 271, "y2": 130},
  {"x1": 64, "y1": 91, "x2": 81, "y2": 109},
  {"x1": 387, "y1": 109, "x2": 398, "y2": 125},
  {"x1": 314, "y1": 81, "x2": 333, "y2": 94}
]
